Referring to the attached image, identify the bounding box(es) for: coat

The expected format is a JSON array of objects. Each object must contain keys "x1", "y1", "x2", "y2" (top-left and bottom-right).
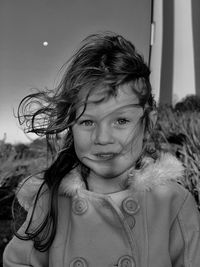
[{"x1": 3, "y1": 153, "x2": 200, "y2": 267}]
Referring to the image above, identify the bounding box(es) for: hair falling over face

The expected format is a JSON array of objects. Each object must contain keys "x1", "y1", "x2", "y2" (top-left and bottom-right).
[{"x1": 15, "y1": 32, "x2": 157, "y2": 251}]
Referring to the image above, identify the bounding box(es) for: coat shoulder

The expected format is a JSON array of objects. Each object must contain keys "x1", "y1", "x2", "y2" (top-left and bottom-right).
[
  {"x1": 148, "y1": 181, "x2": 191, "y2": 221},
  {"x1": 151, "y1": 180, "x2": 189, "y2": 201},
  {"x1": 17, "y1": 176, "x2": 49, "y2": 211}
]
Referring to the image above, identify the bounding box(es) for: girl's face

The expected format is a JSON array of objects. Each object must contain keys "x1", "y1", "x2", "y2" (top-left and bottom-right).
[{"x1": 72, "y1": 83, "x2": 145, "y2": 183}]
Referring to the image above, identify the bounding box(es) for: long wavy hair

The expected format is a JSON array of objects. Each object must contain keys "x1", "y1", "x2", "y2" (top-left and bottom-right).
[{"x1": 15, "y1": 32, "x2": 156, "y2": 251}]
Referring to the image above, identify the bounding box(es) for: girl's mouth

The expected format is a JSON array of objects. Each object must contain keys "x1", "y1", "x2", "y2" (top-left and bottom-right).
[{"x1": 94, "y1": 153, "x2": 117, "y2": 160}]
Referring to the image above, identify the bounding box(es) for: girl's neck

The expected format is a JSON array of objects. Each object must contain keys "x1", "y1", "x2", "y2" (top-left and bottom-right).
[{"x1": 87, "y1": 172, "x2": 126, "y2": 194}]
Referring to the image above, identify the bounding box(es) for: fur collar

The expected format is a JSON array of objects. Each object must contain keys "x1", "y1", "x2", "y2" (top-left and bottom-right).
[{"x1": 17, "y1": 153, "x2": 184, "y2": 210}]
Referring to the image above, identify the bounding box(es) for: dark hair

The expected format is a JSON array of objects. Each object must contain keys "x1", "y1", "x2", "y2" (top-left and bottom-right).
[{"x1": 16, "y1": 32, "x2": 155, "y2": 251}]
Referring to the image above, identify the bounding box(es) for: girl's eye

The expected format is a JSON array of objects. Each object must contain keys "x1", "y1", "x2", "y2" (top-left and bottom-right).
[
  {"x1": 79, "y1": 120, "x2": 94, "y2": 127},
  {"x1": 115, "y1": 118, "x2": 130, "y2": 126}
]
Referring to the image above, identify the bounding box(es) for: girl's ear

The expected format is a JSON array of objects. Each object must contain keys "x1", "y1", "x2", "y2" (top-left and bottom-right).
[
  {"x1": 142, "y1": 110, "x2": 158, "y2": 158},
  {"x1": 143, "y1": 109, "x2": 157, "y2": 139},
  {"x1": 149, "y1": 110, "x2": 157, "y2": 128}
]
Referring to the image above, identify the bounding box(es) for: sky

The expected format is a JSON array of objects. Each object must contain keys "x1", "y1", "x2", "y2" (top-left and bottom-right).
[{"x1": 0, "y1": 0, "x2": 151, "y2": 144}]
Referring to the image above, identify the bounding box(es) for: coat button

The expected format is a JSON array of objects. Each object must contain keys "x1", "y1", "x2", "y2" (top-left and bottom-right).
[
  {"x1": 70, "y1": 257, "x2": 88, "y2": 267},
  {"x1": 72, "y1": 198, "x2": 88, "y2": 215},
  {"x1": 122, "y1": 197, "x2": 140, "y2": 215},
  {"x1": 117, "y1": 255, "x2": 136, "y2": 267},
  {"x1": 125, "y1": 216, "x2": 136, "y2": 229}
]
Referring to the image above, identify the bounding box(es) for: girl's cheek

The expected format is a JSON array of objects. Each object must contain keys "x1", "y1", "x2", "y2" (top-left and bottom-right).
[
  {"x1": 73, "y1": 132, "x2": 92, "y2": 152},
  {"x1": 120, "y1": 127, "x2": 144, "y2": 149},
  {"x1": 116, "y1": 128, "x2": 137, "y2": 143}
]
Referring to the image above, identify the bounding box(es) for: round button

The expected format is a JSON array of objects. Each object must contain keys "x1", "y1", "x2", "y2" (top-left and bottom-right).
[
  {"x1": 72, "y1": 198, "x2": 88, "y2": 215},
  {"x1": 118, "y1": 255, "x2": 136, "y2": 267},
  {"x1": 70, "y1": 257, "x2": 88, "y2": 267},
  {"x1": 122, "y1": 197, "x2": 140, "y2": 215},
  {"x1": 125, "y1": 216, "x2": 136, "y2": 229}
]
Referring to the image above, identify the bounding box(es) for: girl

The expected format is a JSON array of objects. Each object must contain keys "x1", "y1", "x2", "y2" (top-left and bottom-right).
[{"x1": 3, "y1": 33, "x2": 200, "y2": 267}]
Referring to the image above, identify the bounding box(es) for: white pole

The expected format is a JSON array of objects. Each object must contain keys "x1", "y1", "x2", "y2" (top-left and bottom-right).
[
  {"x1": 150, "y1": 0, "x2": 196, "y2": 105},
  {"x1": 173, "y1": 0, "x2": 195, "y2": 103},
  {"x1": 149, "y1": 0, "x2": 163, "y2": 103}
]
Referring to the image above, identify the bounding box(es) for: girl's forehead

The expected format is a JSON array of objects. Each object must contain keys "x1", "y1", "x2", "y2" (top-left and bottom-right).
[
  {"x1": 76, "y1": 83, "x2": 142, "y2": 117},
  {"x1": 79, "y1": 82, "x2": 139, "y2": 103}
]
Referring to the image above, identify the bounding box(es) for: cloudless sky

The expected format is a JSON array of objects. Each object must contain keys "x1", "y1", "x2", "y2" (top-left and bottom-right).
[{"x1": 0, "y1": 0, "x2": 151, "y2": 144}]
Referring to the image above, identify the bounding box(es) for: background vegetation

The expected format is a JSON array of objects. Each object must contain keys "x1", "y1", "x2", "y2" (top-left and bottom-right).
[{"x1": 0, "y1": 95, "x2": 200, "y2": 265}]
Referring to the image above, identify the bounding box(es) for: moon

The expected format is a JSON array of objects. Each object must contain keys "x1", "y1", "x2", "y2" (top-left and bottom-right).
[{"x1": 43, "y1": 41, "x2": 48, "y2": 46}]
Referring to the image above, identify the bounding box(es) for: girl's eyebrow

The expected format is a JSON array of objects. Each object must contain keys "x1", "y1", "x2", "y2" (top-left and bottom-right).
[{"x1": 80, "y1": 104, "x2": 142, "y2": 118}]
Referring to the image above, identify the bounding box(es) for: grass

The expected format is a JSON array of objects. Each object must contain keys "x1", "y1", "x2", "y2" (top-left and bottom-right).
[
  {"x1": 0, "y1": 138, "x2": 48, "y2": 266},
  {"x1": 154, "y1": 106, "x2": 200, "y2": 209}
]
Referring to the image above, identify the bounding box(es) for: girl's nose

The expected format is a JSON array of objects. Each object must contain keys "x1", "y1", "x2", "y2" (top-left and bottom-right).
[{"x1": 93, "y1": 125, "x2": 114, "y2": 145}]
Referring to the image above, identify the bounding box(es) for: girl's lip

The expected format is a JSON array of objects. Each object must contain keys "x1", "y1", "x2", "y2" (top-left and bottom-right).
[{"x1": 94, "y1": 153, "x2": 118, "y2": 160}]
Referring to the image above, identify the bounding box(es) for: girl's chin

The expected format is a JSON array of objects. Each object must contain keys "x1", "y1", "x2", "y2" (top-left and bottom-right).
[
  {"x1": 91, "y1": 171, "x2": 120, "y2": 179},
  {"x1": 87, "y1": 165, "x2": 128, "y2": 180},
  {"x1": 82, "y1": 156, "x2": 134, "y2": 179}
]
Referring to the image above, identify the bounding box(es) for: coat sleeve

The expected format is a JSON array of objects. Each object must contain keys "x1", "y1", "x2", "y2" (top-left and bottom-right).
[
  {"x1": 170, "y1": 191, "x2": 200, "y2": 267},
  {"x1": 3, "y1": 195, "x2": 49, "y2": 267}
]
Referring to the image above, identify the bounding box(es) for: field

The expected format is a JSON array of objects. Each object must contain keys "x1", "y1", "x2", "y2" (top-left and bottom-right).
[
  {"x1": 0, "y1": 96, "x2": 200, "y2": 265},
  {"x1": 0, "y1": 138, "x2": 48, "y2": 266}
]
